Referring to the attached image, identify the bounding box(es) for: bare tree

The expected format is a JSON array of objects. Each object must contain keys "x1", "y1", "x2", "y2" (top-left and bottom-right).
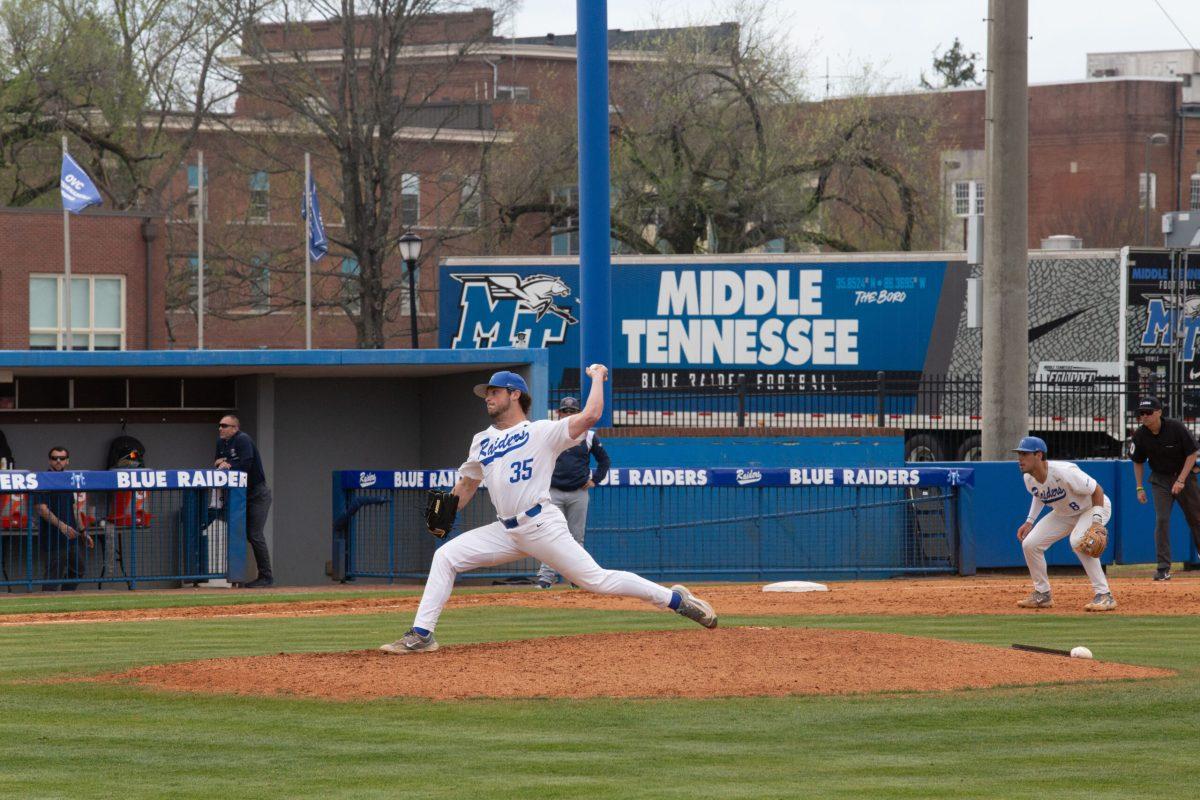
[
  {"x1": 486, "y1": 3, "x2": 940, "y2": 256},
  {"x1": 222, "y1": 0, "x2": 513, "y2": 348}
]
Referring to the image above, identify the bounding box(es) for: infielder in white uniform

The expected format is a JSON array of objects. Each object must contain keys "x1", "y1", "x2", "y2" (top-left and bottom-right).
[
  {"x1": 1012, "y1": 436, "x2": 1117, "y2": 611},
  {"x1": 381, "y1": 364, "x2": 718, "y2": 654}
]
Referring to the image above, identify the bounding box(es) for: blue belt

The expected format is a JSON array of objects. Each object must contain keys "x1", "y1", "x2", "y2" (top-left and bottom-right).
[{"x1": 500, "y1": 503, "x2": 542, "y2": 529}]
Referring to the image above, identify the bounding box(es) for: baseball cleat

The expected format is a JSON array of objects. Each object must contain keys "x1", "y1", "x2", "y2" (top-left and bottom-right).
[
  {"x1": 1154, "y1": 568, "x2": 1171, "y2": 582},
  {"x1": 535, "y1": 579, "x2": 553, "y2": 589},
  {"x1": 380, "y1": 628, "x2": 439, "y2": 654},
  {"x1": 1016, "y1": 590, "x2": 1054, "y2": 609},
  {"x1": 1084, "y1": 592, "x2": 1117, "y2": 612},
  {"x1": 672, "y1": 584, "x2": 718, "y2": 629}
]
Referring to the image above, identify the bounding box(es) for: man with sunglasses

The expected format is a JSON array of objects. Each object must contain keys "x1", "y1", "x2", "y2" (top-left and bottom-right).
[
  {"x1": 33, "y1": 447, "x2": 93, "y2": 590},
  {"x1": 1130, "y1": 397, "x2": 1200, "y2": 581},
  {"x1": 215, "y1": 415, "x2": 273, "y2": 588}
]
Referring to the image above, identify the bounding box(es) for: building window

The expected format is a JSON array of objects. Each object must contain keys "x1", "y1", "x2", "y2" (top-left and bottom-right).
[
  {"x1": 1139, "y1": 172, "x2": 1157, "y2": 210},
  {"x1": 341, "y1": 256, "x2": 360, "y2": 314},
  {"x1": 29, "y1": 275, "x2": 125, "y2": 351},
  {"x1": 249, "y1": 171, "x2": 269, "y2": 221},
  {"x1": 953, "y1": 180, "x2": 984, "y2": 217},
  {"x1": 249, "y1": 257, "x2": 270, "y2": 310},
  {"x1": 1190, "y1": 174, "x2": 1200, "y2": 211},
  {"x1": 495, "y1": 85, "x2": 530, "y2": 100},
  {"x1": 460, "y1": 174, "x2": 481, "y2": 227},
  {"x1": 186, "y1": 255, "x2": 199, "y2": 299},
  {"x1": 550, "y1": 185, "x2": 579, "y2": 255},
  {"x1": 187, "y1": 165, "x2": 208, "y2": 221},
  {"x1": 401, "y1": 173, "x2": 420, "y2": 227}
]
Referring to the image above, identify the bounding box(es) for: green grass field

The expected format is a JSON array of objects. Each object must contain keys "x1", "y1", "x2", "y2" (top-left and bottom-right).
[{"x1": 1, "y1": 589, "x2": 1196, "y2": 799}]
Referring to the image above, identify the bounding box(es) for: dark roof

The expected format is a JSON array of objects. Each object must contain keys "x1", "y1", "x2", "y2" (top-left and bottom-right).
[{"x1": 505, "y1": 23, "x2": 738, "y2": 54}]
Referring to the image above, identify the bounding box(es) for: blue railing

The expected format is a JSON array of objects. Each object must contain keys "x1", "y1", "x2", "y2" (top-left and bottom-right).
[
  {"x1": 1, "y1": 470, "x2": 247, "y2": 591},
  {"x1": 331, "y1": 467, "x2": 969, "y2": 583}
]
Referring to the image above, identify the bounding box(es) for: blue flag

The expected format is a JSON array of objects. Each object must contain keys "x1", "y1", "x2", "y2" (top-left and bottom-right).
[
  {"x1": 302, "y1": 173, "x2": 328, "y2": 262},
  {"x1": 60, "y1": 153, "x2": 102, "y2": 213}
]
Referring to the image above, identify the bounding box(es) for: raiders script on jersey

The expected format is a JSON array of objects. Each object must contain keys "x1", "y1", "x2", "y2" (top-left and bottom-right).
[
  {"x1": 459, "y1": 417, "x2": 581, "y2": 520},
  {"x1": 1025, "y1": 461, "x2": 1098, "y2": 516}
]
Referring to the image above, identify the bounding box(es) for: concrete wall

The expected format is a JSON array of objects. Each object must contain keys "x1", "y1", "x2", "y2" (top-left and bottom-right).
[
  {"x1": 272, "y1": 377, "x2": 422, "y2": 585},
  {"x1": 0, "y1": 421, "x2": 214, "y2": 472}
]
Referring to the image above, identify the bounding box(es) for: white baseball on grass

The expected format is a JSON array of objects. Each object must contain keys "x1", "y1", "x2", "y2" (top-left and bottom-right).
[{"x1": 1070, "y1": 646, "x2": 1093, "y2": 659}]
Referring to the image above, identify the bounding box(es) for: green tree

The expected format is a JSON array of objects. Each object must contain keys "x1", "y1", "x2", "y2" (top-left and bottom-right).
[
  {"x1": 0, "y1": 0, "x2": 260, "y2": 210},
  {"x1": 920, "y1": 37, "x2": 980, "y2": 90}
]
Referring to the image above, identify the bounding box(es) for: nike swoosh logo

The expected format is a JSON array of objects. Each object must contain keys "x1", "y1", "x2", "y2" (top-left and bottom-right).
[
  {"x1": 1029, "y1": 308, "x2": 1090, "y2": 342},
  {"x1": 1190, "y1": 368, "x2": 1200, "y2": 380}
]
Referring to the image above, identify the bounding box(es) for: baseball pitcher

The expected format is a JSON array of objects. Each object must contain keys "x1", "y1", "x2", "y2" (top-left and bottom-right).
[
  {"x1": 381, "y1": 364, "x2": 717, "y2": 654},
  {"x1": 1012, "y1": 436, "x2": 1116, "y2": 612}
]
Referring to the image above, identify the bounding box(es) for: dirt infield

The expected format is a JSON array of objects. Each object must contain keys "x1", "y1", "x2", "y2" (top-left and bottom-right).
[
  {"x1": 4, "y1": 575, "x2": 1200, "y2": 627},
  {"x1": 99, "y1": 627, "x2": 1172, "y2": 701}
]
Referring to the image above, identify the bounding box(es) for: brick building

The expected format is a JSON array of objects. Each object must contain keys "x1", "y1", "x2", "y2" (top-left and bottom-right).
[
  {"x1": 0, "y1": 209, "x2": 166, "y2": 353},
  {"x1": 4, "y1": 11, "x2": 1200, "y2": 353},
  {"x1": 927, "y1": 76, "x2": 1199, "y2": 251}
]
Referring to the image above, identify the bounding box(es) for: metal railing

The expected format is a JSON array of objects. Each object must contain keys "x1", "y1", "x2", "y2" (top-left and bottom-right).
[
  {"x1": 1, "y1": 470, "x2": 247, "y2": 591},
  {"x1": 549, "y1": 374, "x2": 1189, "y2": 460},
  {"x1": 332, "y1": 468, "x2": 966, "y2": 583}
]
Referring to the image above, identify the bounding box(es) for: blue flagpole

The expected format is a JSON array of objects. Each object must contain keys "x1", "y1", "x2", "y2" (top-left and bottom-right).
[
  {"x1": 577, "y1": 0, "x2": 612, "y2": 426},
  {"x1": 61, "y1": 136, "x2": 72, "y2": 351}
]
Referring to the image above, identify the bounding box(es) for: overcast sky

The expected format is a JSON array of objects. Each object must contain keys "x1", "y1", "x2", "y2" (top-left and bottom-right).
[{"x1": 509, "y1": 0, "x2": 1200, "y2": 94}]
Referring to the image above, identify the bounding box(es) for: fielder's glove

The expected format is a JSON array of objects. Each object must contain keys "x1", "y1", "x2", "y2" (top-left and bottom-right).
[
  {"x1": 424, "y1": 490, "x2": 459, "y2": 539},
  {"x1": 1075, "y1": 522, "x2": 1107, "y2": 558}
]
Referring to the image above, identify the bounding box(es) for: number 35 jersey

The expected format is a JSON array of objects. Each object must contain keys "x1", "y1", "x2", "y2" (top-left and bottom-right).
[
  {"x1": 458, "y1": 417, "x2": 582, "y2": 520},
  {"x1": 1024, "y1": 460, "x2": 1098, "y2": 517}
]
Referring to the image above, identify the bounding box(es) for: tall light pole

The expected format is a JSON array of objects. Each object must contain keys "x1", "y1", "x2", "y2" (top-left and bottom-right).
[
  {"x1": 1143, "y1": 132, "x2": 1169, "y2": 245},
  {"x1": 398, "y1": 232, "x2": 422, "y2": 349}
]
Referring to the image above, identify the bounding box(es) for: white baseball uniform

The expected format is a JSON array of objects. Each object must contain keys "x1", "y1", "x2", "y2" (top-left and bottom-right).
[
  {"x1": 1020, "y1": 460, "x2": 1111, "y2": 595},
  {"x1": 412, "y1": 416, "x2": 674, "y2": 632}
]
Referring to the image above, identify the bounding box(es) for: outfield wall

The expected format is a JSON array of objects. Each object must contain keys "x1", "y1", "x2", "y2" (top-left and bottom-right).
[
  {"x1": 597, "y1": 431, "x2": 904, "y2": 468},
  {"x1": 942, "y1": 460, "x2": 1200, "y2": 573}
]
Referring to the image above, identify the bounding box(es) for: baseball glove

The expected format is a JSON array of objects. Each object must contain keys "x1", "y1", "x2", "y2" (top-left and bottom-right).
[
  {"x1": 1075, "y1": 522, "x2": 1108, "y2": 558},
  {"x1": 424, "y1": 490, "x2": 459, "y2": 539}
]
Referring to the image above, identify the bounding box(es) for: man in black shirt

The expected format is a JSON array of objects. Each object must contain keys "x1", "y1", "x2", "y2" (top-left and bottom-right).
[
  {"x1": 33, "y1": 446, "x2": 93, "y2": 590},
  {"x1": 215, "y1": 415, "x2": 273, "y2": 587},
  {"x1": 1130, "y1": 397, "x2": 1200, "y2": 581},
  {"x1": 534, "y1": 396, "x2": 611, "y2": 589}
]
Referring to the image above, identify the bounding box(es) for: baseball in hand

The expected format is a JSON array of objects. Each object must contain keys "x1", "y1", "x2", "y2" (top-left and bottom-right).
[
  {"x1": 1070, "y1": 646, "x2": 1093, "y2": 660},
  {"x1": 586, "y1": 363, "x2": 608, "y2": 381}
]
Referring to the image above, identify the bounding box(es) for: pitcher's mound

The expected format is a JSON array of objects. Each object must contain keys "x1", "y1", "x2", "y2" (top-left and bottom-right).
[{"x1": 102, "y1": 627, "x2": 1171, "y2": 701}]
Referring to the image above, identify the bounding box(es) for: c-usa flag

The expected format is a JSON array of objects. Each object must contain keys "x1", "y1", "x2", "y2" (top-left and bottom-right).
[{"x1": 302, "y1": 173, "x2": 328, "y2": 261}]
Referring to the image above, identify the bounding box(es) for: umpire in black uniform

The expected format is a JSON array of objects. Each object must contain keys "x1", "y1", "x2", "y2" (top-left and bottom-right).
[
  {"x1": 535, "y1": 396, "x2": 611, "y2": 589},
  {"x1": 215, "y1": 415, "x2": 274, "y2": 587},
  {"x1": 1130, "y1": 397, "x2": 1200, "y2": 581}
]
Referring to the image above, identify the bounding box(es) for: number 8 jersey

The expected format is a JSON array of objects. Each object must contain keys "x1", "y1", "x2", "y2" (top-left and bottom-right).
[
  {"x1": 458, "y1": 417, "x2": 582, "y2": 520},
  {"x1": 1024, "y1": 460, "x2": 1098, "y2": 517}
]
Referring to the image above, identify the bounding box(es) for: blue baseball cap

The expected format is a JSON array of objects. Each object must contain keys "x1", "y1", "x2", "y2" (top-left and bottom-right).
[
  {"x1": 473, "y1": 370, "x2": 530, "y2": 399},
  {"x1": 1011, "y1": 436, "x2": 1048, "y2": 454}
]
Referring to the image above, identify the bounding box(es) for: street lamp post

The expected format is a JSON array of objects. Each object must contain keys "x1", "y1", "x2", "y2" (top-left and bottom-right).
[
  {"x1": 398, "y1": 232, "x2": 423, "y2": 349},
  {"x1": 1143, "y1": 132, "x2": 1169, "y2": 245}
]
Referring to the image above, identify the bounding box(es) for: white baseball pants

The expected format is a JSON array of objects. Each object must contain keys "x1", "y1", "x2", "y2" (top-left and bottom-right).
[
  {"x1": 1022, "y1": 497, "x2": 1111, "y2": 595},
  {"x1": 413, "y1": 504, "x2": 674, "y2": 632}
]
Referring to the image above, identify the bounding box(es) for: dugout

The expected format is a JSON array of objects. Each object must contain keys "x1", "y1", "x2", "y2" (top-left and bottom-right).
[{"x1": 0, "y1": 348, "x2": 547, "y2": 585}]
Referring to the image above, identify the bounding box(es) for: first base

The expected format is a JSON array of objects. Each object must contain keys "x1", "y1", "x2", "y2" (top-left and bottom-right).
[{"x1": 763, "y1": 581, "x2": 829, "y2": 593}]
